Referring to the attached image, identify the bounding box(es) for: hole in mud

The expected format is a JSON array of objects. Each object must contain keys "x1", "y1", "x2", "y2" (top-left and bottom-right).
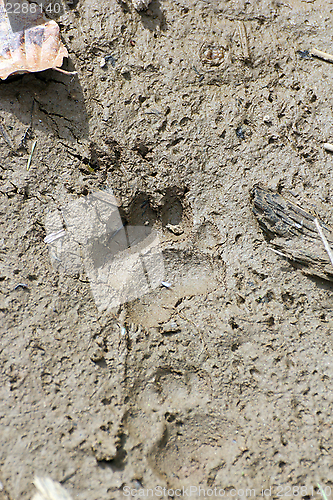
[
  {"x1": 161, "y1": 193, "x2": 183, "y2": 227},
  {"x1": 64, "y1": 0, "x2": 79, "y2": 9},
  {"x1": 165, "y1": 412, "x2": 176, "y2": 423},
  {"x1": 250, "y1": 368, "x2": 260, "y2": 376},
  {"x1": 92, "y1": 358, "x2": 107, "y2": 369},
  {"x1": 231, "y1": 342, "x2": 240, "y2": 351},
  {"x1": 101, "y1": 398, "x2": 112, "y2": 405},
  {"x1": 229, "y1": 318, "x2": 239, "y2": 330},
  {"x1": 126, "y1": 193, "x2": 158, "y2": 227},
  {"x1": 133, "y1": 141, "x2": 150, "y2": 158},
  {"x1": 180, "y1": 117, "x2": 191, "y2": 126},
  {"x1": 267, "y1": 316, "x2": 275, "y2": 326},
  {"x1": 281, "y1": 292, "x2": 294, "y2": 306}
]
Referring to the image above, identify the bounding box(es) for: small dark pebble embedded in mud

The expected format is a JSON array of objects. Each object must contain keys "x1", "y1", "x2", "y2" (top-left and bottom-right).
[
  {"x1": 297, "y1": 50, "x2": 310, "y2": 58},
  {"x1": 105, "y1": 55, "x2": 116, "y2": 66},
  {"x1": 236, "y1": 126, "x2": 245, "y2": 139}
]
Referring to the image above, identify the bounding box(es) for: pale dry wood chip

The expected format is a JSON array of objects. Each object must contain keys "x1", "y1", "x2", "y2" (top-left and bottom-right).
[{"x1": 32, "y1": 477, "x2": 73, "y2": 500}]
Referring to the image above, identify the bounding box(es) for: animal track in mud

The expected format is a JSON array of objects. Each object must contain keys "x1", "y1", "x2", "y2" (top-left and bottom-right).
[
  {"x1": 123, "y1": 188, "x2": 225, "y2": 329},
  {"x1": 126, "y1": 249, "x2": 225, "y2": 329},
  {"x1": 160, "y1": 188, "x2": 184, "y2": 227},
  {"x1": 147, "y1": 411, "x2": 233, "y2": 487},
  {"x1": 122, "y1": 369, "x2": 222, "y2": 480},
  {"x1": 122, "y1": 186, "x2": 191, "y2": 241},
  {"x1": 125, "y1": 192, "x2": 158, "y2": 228}
]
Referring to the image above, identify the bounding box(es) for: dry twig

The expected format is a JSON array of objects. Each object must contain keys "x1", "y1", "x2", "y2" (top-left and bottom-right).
[
  {"x1": 311, "y1": 48, "x2": 333, "y2": 63},
  {"x1": 314, "y1": 218, "x2": 333, "y2": 267},
  {"x1": 323, "y1": 143, "x2": 333, "y2": 152}
]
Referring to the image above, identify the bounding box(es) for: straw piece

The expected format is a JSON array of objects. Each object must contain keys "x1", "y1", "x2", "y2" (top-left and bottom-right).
[
  {"x1": 27, "y1": 140, "x2": 37, "y2": 171},
  {"x1": 311, "y1": 48, "x2": 333, "y2": 63},
  {"x1": 314, "y1": 218, "x2": 333, "y2": 267},
  {"x1": 324, "y1": 143, "x2": 333, "y2": 152}
]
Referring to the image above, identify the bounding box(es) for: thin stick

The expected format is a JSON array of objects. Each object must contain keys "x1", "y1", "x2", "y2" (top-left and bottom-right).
[
  {"x1": 314, "y1": 218, "x2": 333, "y2": 267},
  {"x1": 53, "y1": 67, "x2": 78, "y2": 76},
  {"x1": 311, "y1": 48, "x2": 333, "y2": 63},
  {"x1": 270, "y1": 248, "x2": 288, "y2": 258},
  {"x1": 26, "y1": 140, "x2": 37, "y2": 171},
  {"x1": 44, "y1": 229, "x2": 66, "y2": 244},
  {"x1": 0, "y1": 120, "x2": 15, "y2": 150},
  {"x1": 238, "y1": 21, "x2": 250, "y2": 61},
  {"x1": 317, "y1": 484, "x2": 329, "y2": 500},
  {"x1": 19, "y1": 99, "x2": 35, "y2": 150}
]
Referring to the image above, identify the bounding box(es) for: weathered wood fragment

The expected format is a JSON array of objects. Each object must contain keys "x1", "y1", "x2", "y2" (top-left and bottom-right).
[{"x1": 251, "y1": 185, "x2": 333, "y2": 281}]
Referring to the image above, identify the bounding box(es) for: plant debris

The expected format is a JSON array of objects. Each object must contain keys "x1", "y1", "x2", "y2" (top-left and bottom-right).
[
  {"x1": 0, "y1": 0, "x2": 70, "y2": 79},
  {"x1": 251, "y1": 185, "x2": 333, "y2": 281}
]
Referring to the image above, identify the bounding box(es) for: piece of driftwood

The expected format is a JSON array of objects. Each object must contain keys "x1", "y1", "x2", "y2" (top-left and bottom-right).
[
  {"x1": 251, "y1": 185, "x2": 333, "y2": 281},
  {"x1": 0, "y1": 0, "x2": 69, "y2": 80}
]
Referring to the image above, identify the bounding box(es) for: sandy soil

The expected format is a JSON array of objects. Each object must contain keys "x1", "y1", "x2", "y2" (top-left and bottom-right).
[{"x1": 1, "y1": 0, "x2": 333, "y2": 498}]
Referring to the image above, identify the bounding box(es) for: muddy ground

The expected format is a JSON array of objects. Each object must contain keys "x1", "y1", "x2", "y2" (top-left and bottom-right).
[{"x1": 1, "y1": 0, "x2": 333, "y2": 498}]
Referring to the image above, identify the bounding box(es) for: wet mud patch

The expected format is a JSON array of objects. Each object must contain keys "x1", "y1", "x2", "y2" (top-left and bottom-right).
[{"x1": 2, "y1": 0, "x2": 333, "y2": 498}]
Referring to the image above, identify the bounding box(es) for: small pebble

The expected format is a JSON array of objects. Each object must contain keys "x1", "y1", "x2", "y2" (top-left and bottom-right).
[
  {"x1": 324, "y1": 142, "x2": 333, "y2": 152},
  {"x1": 161, "y1": 320, "x2": 180, "y2": 334},
  {"x1": 132, "y1": 0, "x2": 151, "y2": 10},
  {"x1": 166, "y1": 223, "x2": 184, "y2": 235}
]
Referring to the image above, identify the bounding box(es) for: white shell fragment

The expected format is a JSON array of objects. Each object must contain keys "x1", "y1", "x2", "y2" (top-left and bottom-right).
[
  {"x1": 32, "y1": 477, "x2": 73, "y2": 500},
  {"x1": 131, "y1": 0, "x2": 151, "y2": 11},
  {"x1": 0, "y1": 0, "x2": 68, "y2": 79}
]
